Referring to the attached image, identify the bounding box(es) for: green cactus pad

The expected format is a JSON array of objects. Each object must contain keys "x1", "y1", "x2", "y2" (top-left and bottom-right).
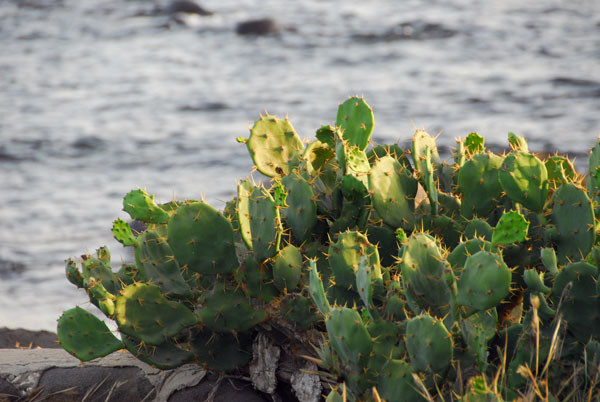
[
  {"x1": 464, "y1": 219, "x2": 493, "y2": 241},
  {"x1": 65, "y1": 259, "x2": 84, "y2": 288},
  {"x1": 191, "y1": 329, "x2": 253, "y2": 372},
  {"x1": 448, "y1": 238, "x2": 499, "y2": 272},
  {"x1": 196, "y1": 282, "x2": 267, "y2": 332},
  {"x1": 498, "y1": 151, "x2": 548, "y2": 211},
  {"x1": 135, "y1": 230, "x2": 192, "y2": 298},
  {"x1": 122, "y1": 189, "x2": 169, "y2": 224},
  {"x1": 523, "y1": 269, "x2": 551, "y2": 294},
  {"x1": 412, "y1": 130, "x2": 441, "y2": 176},
  {"x1": 279, "y1": 293, "x2": 319, "y2": 330},
  {"x1": 272, "y1": 244, "x2": 303, "y2": 292},
  {"x1": 457, "y1": 251, "x2": 511, "y2": 313},
  {"x1": 400, "y1": 233, "x2": 453, "y2": 318},
  {"x1": 367, "y1": 320, "x2": 404, "y2": 371},
  {"x1": 112, "y1": 218, "x2": 138, "y2": 246},
  {"x1": 281, "y1": 173, "x2": 317, "y2": 242},
  {"x1": 326, "y1": 307, "x2": 373, "y2": 367},
  {"x1": 507, "y1": 132, "x2": 529, "y2": 152},
  {"x1": 308, "y1": 260, "x2": 331, "y2": 316},
  {"x1": 454, "y1": 138, "x2": 466, "y2": 167},
  {"x1": 248, "y1": 185, "x2": 283, "y2": 261},
  {"x1": 550, "y1": 183, "x2": 595, "y2": 264},
  {"x1": 464, "y1": 132, "x2": 485, "y2": 155},
  {"x1": 328, "y1": 231, "x2": 382, "y2": 291},
  {"x1": 86, "y1": 279, "x2": 116, "y2": 317},
  {"x1": 81, "y1": 253, "x2": 119, "y2": 296},
  {"x1": 405, "y1": 314, "x2": 453, "y2": 373},
  {"x1": 383, "y1": 280, "x2": 407, "y2": 321},
  {"x1": 167, "y1": 201, "x2": 238, "y2": 276},
  {"x1": 458, "y1": 152, "x2": 504, "y2": 219},
  {"x1": 364, "y1": 223, "x2": 398, "y2": 267},
  {"x1": 115, "y1": 283, "x2": 198, "y2": 345},
  {"x1": 545, "y1": 155, "x2": 576, "y2": 188},
  {"x1": 459, "y1": 309, "x2": 498, "y2": 369},
  {"x1": 367, "y1": 144, "x2": 413, "y2": 172},
  {"x1": 122, "y1": 335, "x2": 194, "y2": 370},
  {"x1": 540, "y1": 247, "x2": 559, "y2": 276},
  {"x1": 368, "y1": 155, "x2": 418, "y2": 229},
  {"x1": 246, "y1": 114, "x2": 304, "y2": 177},
  {"x1": 492, "y1": 210, "x2": 529, "y2": 245},
  {"x1": 335, "y1": 96, "x2": 374, "y2": 150},
  {"x1": 57, "y1": 307, "x2": 123, "y2": 361},
  {"x1": 355, "y1": 255, "x2": 377, "y2": 318},
  {"x1": 235, "y1": 255, "x2": 278, "y2": 302},
  {"x1": 551, "y1": 262, "x2": 600, "y2": 343},
  {"x1": 315, "y1": 124, "x2": 336, "y2": 147},
  {"x1": 116, "y1": 263, "x2": 145, "y2": 286},
  {"x1": 237, "y1": 178, "x2": 254, "y2": 249},
  {"x1": 377, "y1": 359, "x2": 424, "y2": 402}
]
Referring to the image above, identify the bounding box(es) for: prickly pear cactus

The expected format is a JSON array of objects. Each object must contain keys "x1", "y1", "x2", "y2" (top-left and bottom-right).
[{"x1": 58, "y1": 99, "x2": 600, "y2": 402}]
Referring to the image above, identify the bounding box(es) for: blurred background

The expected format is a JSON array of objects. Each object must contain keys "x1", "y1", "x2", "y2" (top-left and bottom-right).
[{"x1": 0, "y1": 0, "x2": 599, "y2": 331}]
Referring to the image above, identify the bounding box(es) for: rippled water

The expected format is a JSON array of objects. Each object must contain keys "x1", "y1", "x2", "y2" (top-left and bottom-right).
[{"x1": 1, "y1": 0, "x2": 599, "y2": 330}]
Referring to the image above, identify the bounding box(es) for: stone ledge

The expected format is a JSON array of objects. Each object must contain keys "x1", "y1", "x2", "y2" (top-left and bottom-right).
[{"x1": 0, "y1": 349, "x2": 271, "y2": 402}]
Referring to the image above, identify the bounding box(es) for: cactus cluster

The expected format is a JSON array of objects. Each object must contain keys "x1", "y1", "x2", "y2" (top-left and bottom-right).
[{"x1": 59, "y1": 97, "x2": 600, "y2": 401}]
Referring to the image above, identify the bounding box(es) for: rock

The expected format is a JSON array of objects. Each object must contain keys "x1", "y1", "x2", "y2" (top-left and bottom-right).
[
  {"x1": 37, "y1": 366, "x2": 155, "y2": 402},
  {"x1": 0, "y1": 377, "x2": 18, "y2": 401},
  {"x1": 0, "y1": 260, "x2": 26, "y2": 278},
  {"x1": 0, "y1": 328, "x2": 59, "y2": 349},
  {"x1": 236, "y1": 18, "x2": 280, "y2": 36},
  {"x1": 167, "y1": 0, "x2": 213, "y2": 16},
  {"x1": 168, "y1": 372, "x2": 269, "y2": 402},
  {"x1": 353, "y1": 20, "x2": 458, "y2": 42}
]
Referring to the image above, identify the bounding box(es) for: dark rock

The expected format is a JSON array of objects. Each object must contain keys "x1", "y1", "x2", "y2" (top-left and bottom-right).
[
  {"x1": 0, "y1": 328, "x2": 59, "y2": 349},
  {"x1": 354, "y1": 20, "x2": 458, "y2": 42},
  {"x1": 71, "y1": 136, "x2": 105, "y2": 150},
  {"x1": 37, "y1": 367, "x2": 155, "y2": 402},
  {"x1": 0, "y1": 378, "x2": 18, "y2": 401},
  {"x1": 0, "y1": 259, "x2": 26, "y2": 278},
  {"x1": 167, "y1": 0, "x2": 213, "y2": 16},
  {"x1": 169, "y1": 372, "x2": 269, "y2": 402},
  {"x1": 236, "y1": 18, "x2": 280, "y2": 36}
]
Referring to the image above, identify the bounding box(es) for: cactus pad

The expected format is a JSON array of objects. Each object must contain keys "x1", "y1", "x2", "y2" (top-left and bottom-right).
[
  {"x1": 135, "y1": 230, "x2": 192, "y2": 298},
  {"x1": 499, "y1": 151, "x2": 548, "y2": 211},
  {"x1": 328, "y1": 231, "x2": 382, "y2": 291},
  {"x1": 368, "y1": 155, "x2": 418, "y2": 229},
  {"x1": 457, "y1": 251, "x2": 511, "y2": 313},
  {"x1": 492, "y1": 210, "x2": 529, "y2": 245},
  {"x1": 246, "y1": 114, "x2": 304, "y2": 177},
  {"x1": 458, "y1": 153, "x2": 504, "y2": 219},
  {"x1": 57, "y1": 307, "x2": 123, "y2": 361},
  {"x1": 405, "y1": 314, "x2": 453, "y2": 373},
  {"x1": 196, "y1": 282, "x2": 267, "y2": 332},
  {"x1": 272, "y1": 244, "x2": 303, "y2": 292},
  {"x1": 167, "y1": 201, "x2": 238, "y2": 276},
  {"x1": 281, "y1": 173, "x2": 317, "y2": 242},
  {"x1": 115, "y1": 283, "x2": 197, "y2": 345},
  {"x1": 123, "y1": 189, "x2": 169, "y2": 224},
  {"x1": 550, "y1": 183, "x2": 595, "y2": 264},
  {"x1": 335, "y1": 96, "x2": 374, "y2": 150},
  {"x1": 400, "y1": 233, "x2": 453, "y2": 318}
]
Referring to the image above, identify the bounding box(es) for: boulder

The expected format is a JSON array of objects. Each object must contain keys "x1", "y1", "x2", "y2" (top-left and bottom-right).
[{"x1": 236, "y1": 18, "x2": 280, "y2": 36}]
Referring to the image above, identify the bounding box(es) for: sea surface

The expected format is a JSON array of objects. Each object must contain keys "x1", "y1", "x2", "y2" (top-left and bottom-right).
[{"x1": 1, "y1": 0, "x2": 599, "y2": 331}]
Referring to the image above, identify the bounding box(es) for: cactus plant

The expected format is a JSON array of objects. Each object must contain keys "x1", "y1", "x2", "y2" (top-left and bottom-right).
[{"x1": 57, "y1": 99, "x2": 600, "y2": 401}]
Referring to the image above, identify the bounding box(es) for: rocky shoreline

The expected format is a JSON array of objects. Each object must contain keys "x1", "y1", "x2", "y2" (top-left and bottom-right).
[{"x1": 0, "y1": 328, "x2": 308, "y2": 402}]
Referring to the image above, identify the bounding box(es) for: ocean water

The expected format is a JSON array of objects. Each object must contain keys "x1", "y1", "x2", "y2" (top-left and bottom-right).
[{"x1": 0, "y1": 0, "x2": 599, "y2": 331}]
